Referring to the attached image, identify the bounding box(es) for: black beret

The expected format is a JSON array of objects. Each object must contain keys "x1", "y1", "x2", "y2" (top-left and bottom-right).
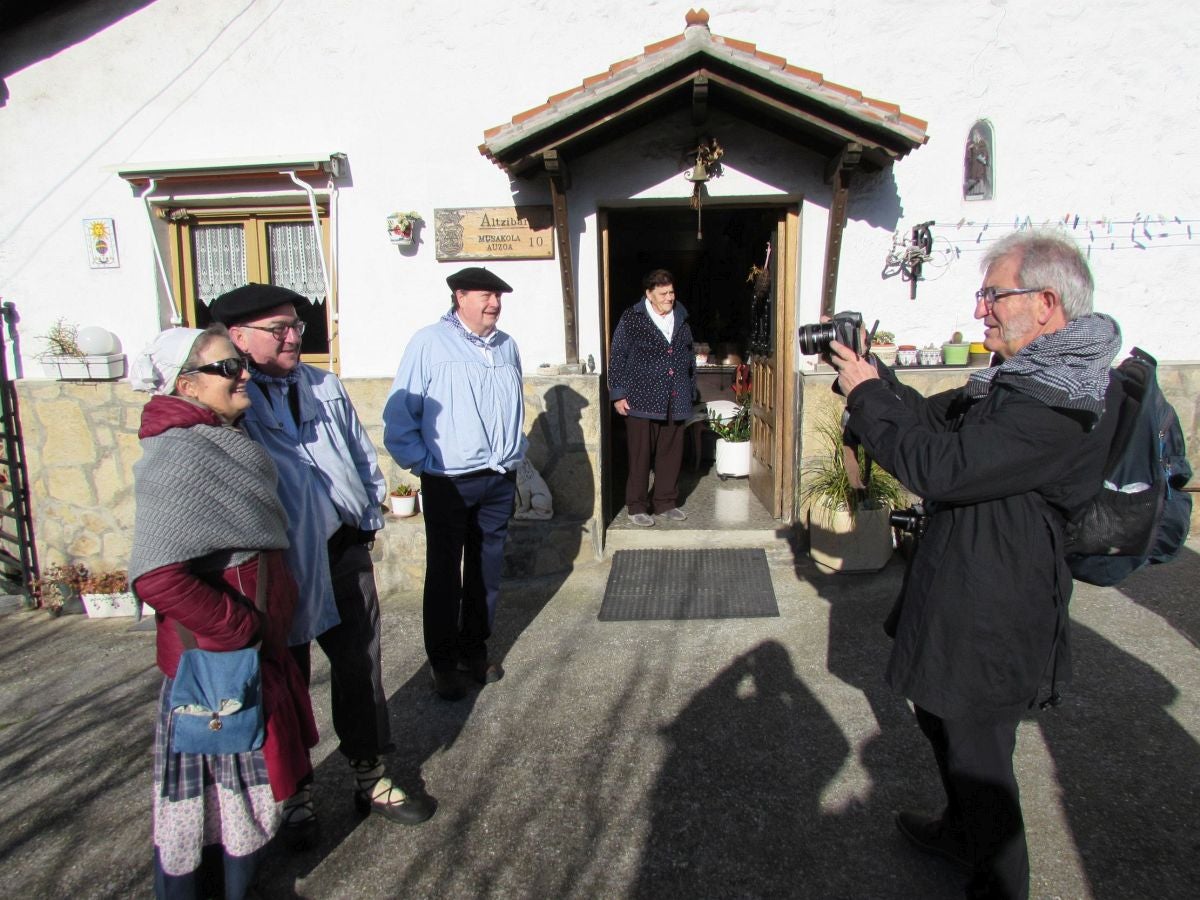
[
  {"x1": 209, "y1": 283, "x2": 310, "y2": 325},
  {"x1": 446, "y1": 267, "x2": 513, "y2": 294}
]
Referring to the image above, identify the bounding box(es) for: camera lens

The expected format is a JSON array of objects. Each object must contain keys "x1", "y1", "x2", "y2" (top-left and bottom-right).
[{"x1": 798, "y1": 322, "x2": 837, "y2": 356}]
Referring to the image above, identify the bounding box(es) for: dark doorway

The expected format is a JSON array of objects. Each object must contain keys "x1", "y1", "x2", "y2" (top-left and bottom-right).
[{"x1": 603, "y1": 204, "x2": 781, "y2": 529}]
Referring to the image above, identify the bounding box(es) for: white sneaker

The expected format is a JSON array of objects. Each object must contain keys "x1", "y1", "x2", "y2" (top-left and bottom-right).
[
  {"x1": 658, "y1": 508, "x2": 688, "y2": 521},
  {"x1": 629, "y1": 512, "x2": 655, "y2": 527}
]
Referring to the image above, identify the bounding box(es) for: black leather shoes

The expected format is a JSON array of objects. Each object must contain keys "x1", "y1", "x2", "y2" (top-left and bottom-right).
[
  {"x1": 431, "y1": 667, "x2": 466, "y2": 701},
  {"x1": 460, "y1": 658, "x2": 503, "y2": 685},
  {"x1": 895, "y1": 810, "x2": 971, "y2": 871}
]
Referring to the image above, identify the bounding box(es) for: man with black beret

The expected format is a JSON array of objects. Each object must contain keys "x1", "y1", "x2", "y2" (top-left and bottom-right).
[
  {"x1": 211, "y1": 282, "x2": 434, "y2": 842},
  {"x1": 383, "y1": 267, "x2": 527, "y2": 701}
]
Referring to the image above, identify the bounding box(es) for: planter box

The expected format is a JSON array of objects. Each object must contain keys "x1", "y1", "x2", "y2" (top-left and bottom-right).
[
  {"x1": 81, "y1": 592, "x2": 150, "y2": 618},
  {"x1": 40, "y1": 353, "x2": 126, "y2": 381}
]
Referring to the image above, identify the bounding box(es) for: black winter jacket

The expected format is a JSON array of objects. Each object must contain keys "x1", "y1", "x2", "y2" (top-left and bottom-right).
[
  {"x1": 608, "y1": 300, "x2": 697, "y2": 422},
  {"x1": 845, "y1": 370, "x2": 1118, "y2": 720}
]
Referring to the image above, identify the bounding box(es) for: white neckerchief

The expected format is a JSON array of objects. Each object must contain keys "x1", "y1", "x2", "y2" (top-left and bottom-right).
[{"x1": 644, "y1": 298, "x2": 674, "y2": 342}]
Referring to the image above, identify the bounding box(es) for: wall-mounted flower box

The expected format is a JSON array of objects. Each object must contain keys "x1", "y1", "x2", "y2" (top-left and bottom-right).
[
  {"x1": 81, "y1": 591, "x2": 150, "y2": 618},
  {"x1": 40, "y1": 353, "x2": 126, "y2": 381}
]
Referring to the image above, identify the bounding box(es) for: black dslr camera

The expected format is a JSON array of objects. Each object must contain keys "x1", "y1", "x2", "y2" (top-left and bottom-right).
[
  {"x1": 889, "y1": 506, "x2": 928, "y2": 539},
  {"x1": 798, "y1": 310, "x2": 867, "y2": 356}
]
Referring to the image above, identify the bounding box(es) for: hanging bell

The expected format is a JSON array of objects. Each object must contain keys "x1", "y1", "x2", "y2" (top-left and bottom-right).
[{"x1": 685, "y1": 162, "x2": 709, "y2": 183}]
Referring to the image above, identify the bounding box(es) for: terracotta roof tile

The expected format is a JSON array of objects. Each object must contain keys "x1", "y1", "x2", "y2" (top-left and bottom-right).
[
  {"x1": 717, "y1": 36, "x2": 757, "y2": 54},
  {"x1": 643, "y1": 34, "x2": 685, "y2": 56},
  {"x1": 783, "y1": 63, "x2": 823, "y2": 83},
  {"x1": 822, "y1": 80, "x2": 863, "y2": 102},
  {"x1": 755, "y1": 49, "x2": 787, "y2": 69}
]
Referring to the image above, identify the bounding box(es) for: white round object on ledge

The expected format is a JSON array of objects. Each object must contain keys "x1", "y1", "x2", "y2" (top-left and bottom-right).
[{"x1": 76, "y1": 326, "x2": 121, "y2": 355}]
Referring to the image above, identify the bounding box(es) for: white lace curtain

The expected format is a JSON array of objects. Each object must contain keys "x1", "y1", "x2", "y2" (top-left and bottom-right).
[
  {"x1": 193, "y1": 225, "x2": 247, "y2": 307},
  {"x1": 268, "y1": 222, "x2": 327, "y2": 305},
  {"x1": 192, "y1": 221, "x2": 327, "y2": 307}
]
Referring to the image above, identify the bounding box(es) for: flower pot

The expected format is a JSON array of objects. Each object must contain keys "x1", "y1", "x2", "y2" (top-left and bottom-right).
[
  {"x1": 389, "y1": 232, "x2": 414, "y2": 245},
  {"x1": 918, "y1": 347, "x2": 942, "y2": 366},
  {"x1": 968, "y1": 342, "x2": 991, "y2": 366},
  {"x1": 871, "y1": 344, "x2": 898, "y2": 367},
  {"x1": 896, "y1": 346, "x2": 918, "y2": 367},
  {"x1": 389, "y1": 494, "x2": 417, "y2": 516},
  {"x1": 714, "y1": 438, "x2": 751, "y2": 479},
  {"x1": 807, "y1": 504, "x2": 894, "y2": 574},
  {"x1": 942, "y1": 342, "x2": 970, "y2": 366},
  {"x1": 81, "y1": 591, "x2": 147, "y2": 618}
]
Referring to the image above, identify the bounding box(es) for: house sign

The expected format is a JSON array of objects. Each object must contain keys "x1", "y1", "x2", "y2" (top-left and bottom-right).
[{"x1": 434, "y1": 206, "x2": 555, "y2": 260}]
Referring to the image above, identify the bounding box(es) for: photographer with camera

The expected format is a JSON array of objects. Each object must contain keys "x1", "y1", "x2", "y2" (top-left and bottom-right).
[{"x1": 821, "y1": 230, "x2": 1121, "y2": 899}]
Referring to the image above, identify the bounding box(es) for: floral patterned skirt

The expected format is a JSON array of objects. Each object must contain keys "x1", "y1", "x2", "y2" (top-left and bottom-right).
[{"x1": 152, "y1": 678, "x2": 281, "y2": 878}]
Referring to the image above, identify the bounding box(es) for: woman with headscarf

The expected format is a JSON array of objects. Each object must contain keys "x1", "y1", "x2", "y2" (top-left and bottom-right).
[{"x1": 129, "y1": 325, "x2": 318, "y2": 899}]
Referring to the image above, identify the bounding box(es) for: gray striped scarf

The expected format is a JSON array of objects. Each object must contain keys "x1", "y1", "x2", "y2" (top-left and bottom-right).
[{"x1": 964, "y1": 313, "x2": 1121, "y2": 420}]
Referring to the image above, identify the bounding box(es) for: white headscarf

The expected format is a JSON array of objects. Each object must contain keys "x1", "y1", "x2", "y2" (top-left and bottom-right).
[{"x1": 129, "y1": 328, "x2": 205, "y2": 395}]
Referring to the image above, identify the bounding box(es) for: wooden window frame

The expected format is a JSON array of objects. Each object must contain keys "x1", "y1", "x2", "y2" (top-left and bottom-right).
[{"x1": 166, "y1": 205, "x2": 338, "y2": 372}]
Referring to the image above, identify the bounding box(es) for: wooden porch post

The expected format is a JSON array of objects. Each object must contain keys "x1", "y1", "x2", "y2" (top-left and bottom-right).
[
  {"x1": 820, "y1": 142, "x2": 862, "y2": 318},
  {"x1": 544, "y1": 149, "x2": 579, "y2": 365}
]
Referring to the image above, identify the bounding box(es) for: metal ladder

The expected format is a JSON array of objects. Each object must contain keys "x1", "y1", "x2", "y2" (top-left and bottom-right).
[{"x1": 0, "y1": 301, "x2": 38, "y2": 602}]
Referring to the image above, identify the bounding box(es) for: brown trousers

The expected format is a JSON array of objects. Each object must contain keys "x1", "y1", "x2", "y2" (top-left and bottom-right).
[{"x1": 624, "y1": 415, "x2": 685, "y2": 515}]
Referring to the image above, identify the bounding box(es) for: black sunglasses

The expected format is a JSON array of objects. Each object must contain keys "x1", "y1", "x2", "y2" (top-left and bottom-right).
[{"x1": 181, "y1": 357, "x2": 248, "y2": 379}]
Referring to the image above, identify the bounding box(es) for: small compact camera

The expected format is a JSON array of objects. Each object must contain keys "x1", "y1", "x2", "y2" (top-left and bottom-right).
[{"x1": 798, "y1": 310, "x2": 866, "y2": 356}]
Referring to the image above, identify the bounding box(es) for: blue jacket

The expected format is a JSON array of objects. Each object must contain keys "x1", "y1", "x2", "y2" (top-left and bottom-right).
[{"x1": 608, "y1": 300, "x2": 697, "y2": 421}]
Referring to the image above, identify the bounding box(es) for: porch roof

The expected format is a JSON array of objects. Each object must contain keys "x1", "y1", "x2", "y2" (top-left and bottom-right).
[{"x1": 479, "y1": 9, "x2": 929, "y2": 177}]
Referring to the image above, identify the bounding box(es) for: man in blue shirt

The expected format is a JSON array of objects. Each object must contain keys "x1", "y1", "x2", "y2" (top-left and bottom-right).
[
  {"x1": 383, "y1": 267, "x2": 527, "y2": 701},
  {"x1": 212, "y1": 283, "x2": 434, "y2": 844}
]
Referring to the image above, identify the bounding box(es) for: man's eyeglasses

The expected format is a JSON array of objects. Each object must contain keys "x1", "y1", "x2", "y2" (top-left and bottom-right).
[
  {"x1": 974, "y1": 286, "x2": 1043, "y2": 309},
  {"x1": 238, "y1": 320, "x2": 306, "y2": 340},
  {"x1": 181, "y1": 357, "x2": 248, "y2": 379}
]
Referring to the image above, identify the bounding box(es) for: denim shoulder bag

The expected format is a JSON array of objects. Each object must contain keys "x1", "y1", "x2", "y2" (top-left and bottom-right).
[{"x1": 169, "y1": 555, "x2": 267, "y2": 755}]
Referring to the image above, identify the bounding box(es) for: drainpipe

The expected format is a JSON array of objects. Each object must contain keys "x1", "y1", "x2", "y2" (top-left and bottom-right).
[
  {"x1": 139, "y1": 179, "x2": 180, "y2": 324},
  {"x1": 283, "y1": 170, "x2": 333, "y2": 306}
]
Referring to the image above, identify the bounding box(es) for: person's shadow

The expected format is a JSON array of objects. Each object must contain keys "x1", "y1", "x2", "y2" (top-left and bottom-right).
[
  {"x1": 632, "y1": 640, "x2": 851, "y2": 897},
  {"x1": 1035, "y1": 551, "x2": 1200, "y2": 900},
  {"x1": 259, "y1": 384, "x2": 594, "y2": 893}
]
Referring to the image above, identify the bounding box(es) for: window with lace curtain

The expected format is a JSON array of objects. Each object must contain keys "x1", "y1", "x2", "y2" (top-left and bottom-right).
[{"x1": 168, "y1": 208, "x2": 335, "y2": 369}]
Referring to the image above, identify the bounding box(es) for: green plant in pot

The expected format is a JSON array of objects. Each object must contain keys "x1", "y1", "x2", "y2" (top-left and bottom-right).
[{"x1": 800, "y1": 413, "x2": 907, "y2": 573}]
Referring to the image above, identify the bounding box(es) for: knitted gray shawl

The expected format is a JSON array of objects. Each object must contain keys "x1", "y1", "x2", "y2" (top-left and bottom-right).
[{"x1": 129, "y1": 424, "x2": 290, "y2": 583}]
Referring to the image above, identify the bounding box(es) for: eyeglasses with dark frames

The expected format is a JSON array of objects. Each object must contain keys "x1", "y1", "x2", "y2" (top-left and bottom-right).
[
  {"x1": 237, "y1": 320, "x2": 306, "y2": 341},
  {"x1": 181, "y1": 357, "x2": 248, "y2": 379},
  {"x1": 974, "y1": 286, "x2": 1044, "y2": 310}
]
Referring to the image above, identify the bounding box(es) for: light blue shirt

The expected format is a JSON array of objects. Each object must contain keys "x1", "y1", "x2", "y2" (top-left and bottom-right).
[
  {"x1": 383, "y1": 319, "x2": 527, "y2": 477},
  {"x1": 241, "y1": 364, "x2": 387, "y2": 645}
]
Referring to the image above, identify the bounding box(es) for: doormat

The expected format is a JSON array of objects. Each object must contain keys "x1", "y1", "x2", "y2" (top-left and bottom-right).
[{"x1": 598, "y1": 548, "x2": 779, "y2": 621}]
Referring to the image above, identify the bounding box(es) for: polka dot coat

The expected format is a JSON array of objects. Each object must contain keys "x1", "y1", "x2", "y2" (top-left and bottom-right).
[{"x1": 608, "y1": 299, "x2": 697, "y2": 421}]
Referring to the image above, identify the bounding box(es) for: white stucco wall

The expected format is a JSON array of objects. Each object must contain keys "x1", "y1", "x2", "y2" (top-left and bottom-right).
[{"x1": 2, "y1": 0, "x2": 1199, "y2": 379}]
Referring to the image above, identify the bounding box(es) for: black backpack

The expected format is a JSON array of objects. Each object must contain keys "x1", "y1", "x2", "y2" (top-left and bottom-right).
[{"x1": 1065, "y1": 348, "x2": 1192, "y2": 586}]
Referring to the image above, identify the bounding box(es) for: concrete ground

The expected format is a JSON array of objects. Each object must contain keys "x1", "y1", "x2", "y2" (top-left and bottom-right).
[{"x1": 1, "y1": 533, "x2": 1198, "y2": 899}]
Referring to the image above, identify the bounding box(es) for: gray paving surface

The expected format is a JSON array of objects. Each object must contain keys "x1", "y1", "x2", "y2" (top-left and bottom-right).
[{"x1": 1, "y1": 536, "x2": 1198, "y2": 899}]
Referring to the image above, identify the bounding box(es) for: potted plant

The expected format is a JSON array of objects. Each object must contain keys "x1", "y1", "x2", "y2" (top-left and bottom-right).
[
  {"x1": 36, "y1": 319, "x2": 125, "y2": 380},
  {"x1": 800, "y1": 413, "x2": 907, "y2": 573},
  {"x1": 706, "y1": 365, "x2": 752, "y2": 478},
  {"x1": 386, "y1": 211, "x2": 422, "y2": 245},
  {"x1": 31, "y1": 562, "x2": 89, "y2": 616},
  {"x1": 942, "y1": 329, "x2": 970, "y2": 366},
  {"x1": 871, "y1": 330, "x2": 897, "y2": 367},
  {"x1": 79, "y1": 569, "x2": 145, "y2": 618},
  {"x1": 388, "y1": 483, "x2": 418, "y2": 516}
]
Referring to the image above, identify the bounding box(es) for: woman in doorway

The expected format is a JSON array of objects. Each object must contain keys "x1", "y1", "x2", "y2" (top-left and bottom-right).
[
  {"x1": 129, "y1": 326, "x2": 318, "y2": 899},
  {"x1": 608, "y1": 268, "x2": 698, "y2": 526}
]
